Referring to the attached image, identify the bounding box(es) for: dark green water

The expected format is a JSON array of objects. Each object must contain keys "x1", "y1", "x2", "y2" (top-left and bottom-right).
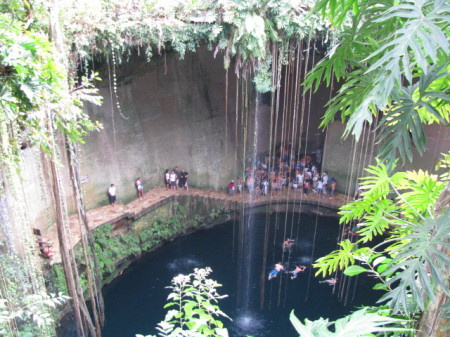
[{"x1": 101, "y1": 211, "x2": 378, "y2": 337}]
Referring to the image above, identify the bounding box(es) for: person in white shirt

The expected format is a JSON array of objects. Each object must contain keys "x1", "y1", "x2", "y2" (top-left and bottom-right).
[
  {"x1": 296, "y1": 171, "x2": 304, "y2": 184},
  {"x1": 317, "y1": 179, "x2": 325, "y2": 199},
  {"x1": 322, "y1": 171, "x2": 329, "y2": 194},
  {"x1": 170, "y1": 171, "x2": 177, "y2": 190},
  {"x1": 108, "y1": 184, "x2": 117, "y2": 205}
]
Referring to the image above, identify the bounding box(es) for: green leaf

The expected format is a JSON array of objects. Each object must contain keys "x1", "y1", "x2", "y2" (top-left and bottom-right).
[
  {"x1": 290, "y1": 308, "x2": 410, "y2": 337},
  {"x1": 314, "y1": 240, "x2": 357, "y2": 277},
  {"x1": 344, "y1": 265, "x2": 367, "y2": 276},
  {"x1": 380, "y1": 209, "x2": 450, "y2": 314}
]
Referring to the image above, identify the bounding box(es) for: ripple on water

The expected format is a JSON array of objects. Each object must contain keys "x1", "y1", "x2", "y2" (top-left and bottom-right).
[
  {"x1": 296, "y1": 255, "x2": 313, "y2": 265},
  {"x1": 166, "y1": 256, "x2": 203, "y2": 274},
  {"x1": 230, "y1": 310, "x2": 272, "y2": 337}
]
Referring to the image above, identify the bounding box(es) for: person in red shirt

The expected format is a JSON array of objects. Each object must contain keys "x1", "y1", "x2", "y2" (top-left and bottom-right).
[{"x1": 227, "y1": 180, "x2": 235, "y2": 196}]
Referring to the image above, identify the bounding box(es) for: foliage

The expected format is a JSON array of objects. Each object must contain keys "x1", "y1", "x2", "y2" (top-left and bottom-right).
[
  {"x1": 380, "y1": 211, "x2": 450, "y2": 314},
  {"x1": 0, "y1": 252, "x2": 69, "y2": 336},
  {"x1": 136, "y1": 267, "x2": 230, "y2": 337},
  {"x1": 88, "y1": 204, "x2": 227, "y2": 279},
  {"x1": 58, "y1": 0, "x2": 332, "y2": 94},
  {"x1": 48, "y1": 264, "x2": 69, "y2": 295},
  {"x1": 306, "y1": 0, "x2": 450, "y2": 165},
  {"x1": 313, "y1": 161, "x2": 449, "y2": 318},
  {"x1": 290, "y1": 308, "x2": 411, "y2": 337},
  {"x1": 90, "y1": 223, "x2": 140, "y2": 276},
  {"x1": 435, "y1": 151, "x2": 450, "y2": 182},
  {"x1": 61, "y1": 0, "x2": 328, "y2": 62},
  {"x1": 0, "y1": 10, "x2": 102, "y2": 171},
  {"x1": 315, "y1": 240, "x2": 363, "y2": 277},
  {"x1": 0, "y1": 292, "x2": 69, "y2": 337}
]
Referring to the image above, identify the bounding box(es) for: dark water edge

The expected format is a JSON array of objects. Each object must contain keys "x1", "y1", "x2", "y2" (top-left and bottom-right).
[{"x1": 58, "y1": 211, "x2": 379, "y2": 337}]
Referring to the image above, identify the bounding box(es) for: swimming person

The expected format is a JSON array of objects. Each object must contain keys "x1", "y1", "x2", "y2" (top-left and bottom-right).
[
  {"x1": 268, "y1": 262, "x2": 284, "y2": 280},
  {"x1": 289, "y1": 265, "x2": 307, "y2": 280},
  {"x1": 319, "y1": 277, "x2": 338, "y2": 286},
  {"x1": 283, "y1": 238, "x2": 295, "y2": 250}
]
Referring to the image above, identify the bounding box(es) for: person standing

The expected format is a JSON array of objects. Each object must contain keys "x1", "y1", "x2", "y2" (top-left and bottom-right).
[
  {"x1": 227, "y1": 180, "x2": 235, "y2": 196},
  {"x1": 303, "y1": 179, "x2": 309, "y2": 196},
  {"x1": 237, "y1": 176, "x2": 243, "y2": 194},
  {"x1": 165, "y1": 169, "x2": 170, "y2": 189},
  {"x1": 169, "y1": 171, "x2": 177, "y2": 190},
  {"x1": 317, "y1": 178, "x2": 324, "y2": 199},
  {"x1": 322, "y1": 171, "x2": 329, "y2": 195},
  {"x1": 108, "y1": 184, "x2": 117, "y2": 206},
  {"x1": 329, "y1": 178, "x2": 337, "y2": 199},
  {"x1": 262, "y1": 179, "x2": 269, "y2": 196},
  {"x1": 135, "y1": 177, "x2": 144, "y2": 198},
  {"x1": 180, "y1": 169, "x2": 189, "y2": 190}
]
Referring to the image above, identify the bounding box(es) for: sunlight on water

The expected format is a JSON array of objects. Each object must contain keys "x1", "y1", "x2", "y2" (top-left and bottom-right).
[
  {"x1": 296, "y1": 255, "x2": 313, "y2": 264},
  {"x1": 231, "y1": 310, "x2": 270, "y2": 337},
  {"x1": 296, "y1": 239, "x2": 313, "y2": 250},
  {"x1": 166, "y1": 256, "x2": 202, "y2": 274}
]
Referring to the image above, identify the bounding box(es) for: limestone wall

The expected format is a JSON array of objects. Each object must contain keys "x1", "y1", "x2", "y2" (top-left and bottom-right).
[
  {"x1": 78, "y1": 46, "x2": 330, "y2": 210},
  {"x1": 80, "y1": 48, "x2": 240, "y2": 209},
  {"x1": 322, "y1": 121, "x2": 450, "y2": 196}
]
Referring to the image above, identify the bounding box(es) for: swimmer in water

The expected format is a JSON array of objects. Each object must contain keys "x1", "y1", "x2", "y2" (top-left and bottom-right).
[
  {"x1": 283, "y1": 238, "x2": 295, "y2": 250},
  {"x1": 268, "y1": 262, "x2": 284, "y2": 280},
  {"x1": 319, "y1": 277, "x2": 338, "y2": 286},
  {"x1": 289, "y1": 265, "x2": 307, "y2": 280}
]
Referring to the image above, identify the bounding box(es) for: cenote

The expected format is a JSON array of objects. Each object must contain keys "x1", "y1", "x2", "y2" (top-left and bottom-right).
[{"x1": 101, "y1": 210, "x2": 379, "y2": 337}]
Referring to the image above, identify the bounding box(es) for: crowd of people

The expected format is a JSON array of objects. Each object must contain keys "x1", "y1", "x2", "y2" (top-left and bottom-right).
[
  {"x1": 227, "y1": 151, "x2": 337, "y2": 200},
  {"x1": 164, "y1": 168, "x2": 189, "y2": 191},
  {"x1": 107, "y1": 168, "x2": 190, "y2": 205},
  {"x1": 105, "y1": 150, "x2": 340, "y2": 206}
]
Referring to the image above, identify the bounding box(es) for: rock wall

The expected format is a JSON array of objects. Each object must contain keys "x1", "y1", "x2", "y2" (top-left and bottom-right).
[
  {"x1": 80, "y1": 47, "x2": 240, "y2": 209},
  {"x1": 79, "y1": 46, "x2": 330, "y2": 210},
  {"x1": 322, "y1": 121, "x2": 450, "y2": 195}
]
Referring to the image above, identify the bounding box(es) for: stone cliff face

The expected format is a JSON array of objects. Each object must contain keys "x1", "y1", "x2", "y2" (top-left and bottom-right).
[
  {"x1": 80, "y1": 47, "x2": 241, "y2": 208},
  {"x1": 81, "y1": 49, "x2": 241, "y2": 208},
  {"x1": 79, "y1": 46, "x2": 332, "y2": 209}
]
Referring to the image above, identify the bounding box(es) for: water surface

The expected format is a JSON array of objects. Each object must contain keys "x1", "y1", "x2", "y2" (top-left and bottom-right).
[{"x1": 102, "y1": 211, "x2": 377, "y2": 337}]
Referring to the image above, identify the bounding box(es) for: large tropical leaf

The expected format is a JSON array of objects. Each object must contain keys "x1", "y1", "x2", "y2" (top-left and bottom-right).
[
  {"x1": 397, "y1": 170, "x2": 444, "y2": 219},
  {"x1": 313, "y1": 240, "x2": 372, "y2": 277},
  {"x1": 356, "y1": 199, "x2": 399, "y2": 243},
  {"x1": 380, "y1": 209, "x2": 450, "y2": 314},
  {"x1": 312, "y1": 0, "x2": 360, "y2": 27},
  {"x1": 308, "y1": 0, "x2": 449, "y2": 164},
  {"x1": 366, "y1": 0, "x2": 449, "y2": 80},
  {"x1": 377, "y1": 66, "x2": 450, "y2": 166},
  {"x1": 290, "y1": 308, "x2": 410, "y2": 337}
]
